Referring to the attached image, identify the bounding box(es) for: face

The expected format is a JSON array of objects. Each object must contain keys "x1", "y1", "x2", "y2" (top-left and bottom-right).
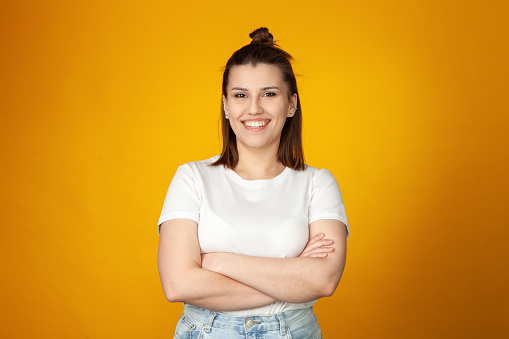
[{"x1": 223, "y1": 63, "x2": 297, "y2": 154}]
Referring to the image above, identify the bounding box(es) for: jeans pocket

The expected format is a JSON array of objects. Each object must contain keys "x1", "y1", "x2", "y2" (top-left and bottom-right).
[
  {"x1": 174, "y1": 314, "x2": 198, "y2": 339},
  {"x1": 286, "y1": 310, "x2": 322, "y2": 339}
]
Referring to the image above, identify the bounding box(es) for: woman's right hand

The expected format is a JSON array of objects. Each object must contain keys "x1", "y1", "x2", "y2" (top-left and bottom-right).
[{"x1": 298, "y1": 233, "x2": 335, "y2": 258}]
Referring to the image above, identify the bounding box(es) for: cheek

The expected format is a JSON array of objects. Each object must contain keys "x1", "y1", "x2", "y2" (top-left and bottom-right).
[{"x1": 228, "y1": 120, "x2": 243, "y2": 136}]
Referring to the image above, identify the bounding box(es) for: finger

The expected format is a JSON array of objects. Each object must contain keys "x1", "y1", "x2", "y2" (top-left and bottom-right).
[
  {"x1": 301, "y1": 245, "x2": 334, "y2": 256},
  {"x1": 301, "y1": 246, "x2": 334, "y2": 257},
  {"x1": 301, "y1": 239, "x2": 334, "y2": 254},
  {"x1": 307, "y1": 233, "x2": 325, "y2": 245},
  {"x1": 299, "y1": 236, "x2": 324, "y2": 256},
  {"x1": 307, "y1": 253, "x2": 328, "y2": 258}
]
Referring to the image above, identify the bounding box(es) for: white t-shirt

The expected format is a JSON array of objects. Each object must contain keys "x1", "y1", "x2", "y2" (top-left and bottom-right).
[{"x1": 158, "y1": 156, "x2": 349, "y2": 316}]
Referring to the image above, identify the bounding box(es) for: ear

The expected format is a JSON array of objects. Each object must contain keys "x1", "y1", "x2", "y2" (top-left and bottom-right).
[
  {"x1": 288, "y1": 93, "x2": 298, "y2": 117},
  {"x1": 222, "y1": 95, "x2": 228, "y2": 112},
  {"x1": 290, "y1": 93, "x2": 298, "y2": 109},
  {"x1": 222, "y1": 95, "x2": 229, "y2": 119}
]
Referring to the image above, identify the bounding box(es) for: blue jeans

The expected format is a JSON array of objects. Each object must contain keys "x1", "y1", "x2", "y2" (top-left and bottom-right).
[{"x1": 173, "y1": 304, "x2": 322, "y2": 339}]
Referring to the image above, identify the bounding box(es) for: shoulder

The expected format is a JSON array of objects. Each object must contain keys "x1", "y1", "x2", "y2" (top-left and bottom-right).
[
  {"x1": 180, "y1": 155, "x2": 220, "y2": 169},
  {"x1": 175, "y1": 155, "x2": 224, "y2": 180},
  {"x1": 293, "y1": 164, "x2": 337, "y2": 183},
  {"x1": 304, "y1": 165, "x2": 348, "y2": 232},
  {"x1": 299, "y1": 165, "x2": 341, "y2": 195},
  {"x1": 284, "y1": 165, "x2": 340, "y2": 194},
  {"x1": 164, "y1": 156, "x2": 223, "y2": 203}
]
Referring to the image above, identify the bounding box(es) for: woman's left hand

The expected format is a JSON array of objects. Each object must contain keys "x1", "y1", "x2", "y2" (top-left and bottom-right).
[{"x1": 298, "y1": 233, "x2": 335, "y2": 258}]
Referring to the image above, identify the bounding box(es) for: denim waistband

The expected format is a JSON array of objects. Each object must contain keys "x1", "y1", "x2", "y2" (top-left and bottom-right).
[{"x1": 183, "y1": 304, "x2": 313, "y2": 335}]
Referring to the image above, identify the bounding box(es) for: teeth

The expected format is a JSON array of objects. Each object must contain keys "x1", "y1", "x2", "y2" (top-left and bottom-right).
[{"x1": 244, "y1": 120, "x2": 267, "y2": 127}]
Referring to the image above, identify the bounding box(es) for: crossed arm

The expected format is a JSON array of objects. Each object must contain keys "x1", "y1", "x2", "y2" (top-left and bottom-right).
[{"x1": 157, "y1": 218, "x2": 347, "y2": 311}]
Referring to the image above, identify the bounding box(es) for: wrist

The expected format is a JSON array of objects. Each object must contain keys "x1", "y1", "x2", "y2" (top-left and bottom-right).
[
  {"x1": 202, "y1": 252, "x2": 228, "y2": 273},
  {"x1": 212, "y1": 252, "x2": 229, "y2": 273}
]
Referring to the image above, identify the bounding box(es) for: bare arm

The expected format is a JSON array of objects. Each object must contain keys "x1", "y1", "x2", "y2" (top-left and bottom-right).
[
  {"x1": 201, "y1": 219, "x2": 347, "y2": 303},
  {"x1": 157, "y1": 219, "x2": 277, "y2": 311}
]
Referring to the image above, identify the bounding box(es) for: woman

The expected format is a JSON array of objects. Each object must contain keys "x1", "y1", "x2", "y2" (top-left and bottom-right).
[{"x1": 158, "y1": 27, "x2": 348, "y2": 338}]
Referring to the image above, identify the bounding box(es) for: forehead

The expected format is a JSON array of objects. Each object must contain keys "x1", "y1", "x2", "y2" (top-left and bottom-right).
[{"x1": 228, "y1": 64, "x2": 284, "y2": 89}]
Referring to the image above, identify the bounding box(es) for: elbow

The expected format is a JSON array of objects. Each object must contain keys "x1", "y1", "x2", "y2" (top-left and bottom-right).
[
  {"x1": 163, "y1": 287, "x2": 182, "y2": 303},
  {"x1": 316, "y1": 271, "x2": 342, "y2": 298},
  {"x1": 159, "y1": 265, "x2": 201, "y2": 303},
  {"x1": 319, "y1": 281, "x2": 339, "y2": 298},
  {"x1": 317, "y1": 258, "x2": 346, "y2": 298},
  {"x1": 161, "y1": 278, "x2": 187, "y2": 303}
]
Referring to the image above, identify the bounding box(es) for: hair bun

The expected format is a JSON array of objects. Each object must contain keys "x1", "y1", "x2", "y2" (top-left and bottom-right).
[{"x1": 249, "y1": 27, "x2": 274, "y2": 46}]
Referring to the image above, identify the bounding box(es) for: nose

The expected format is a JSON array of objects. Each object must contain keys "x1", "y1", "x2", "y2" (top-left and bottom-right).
[{"x1": 248, "y1": 97, "x2": 263, "y2": 115}]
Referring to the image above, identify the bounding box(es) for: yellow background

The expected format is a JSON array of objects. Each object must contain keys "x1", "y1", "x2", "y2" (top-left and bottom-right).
[{"x1": 1, "y1": 1, "x2": 508, "y2": 338}]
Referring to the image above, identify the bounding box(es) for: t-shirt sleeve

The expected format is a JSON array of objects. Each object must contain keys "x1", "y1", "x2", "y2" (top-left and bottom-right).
[
  {"x1": 308, "y1": 169, "x2": 349, "y2": 238},
  {"x1": 157, "y1": 164, "x2": 201, "y2": 232}
]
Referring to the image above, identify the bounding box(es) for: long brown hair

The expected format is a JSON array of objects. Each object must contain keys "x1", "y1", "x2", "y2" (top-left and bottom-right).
[{"x1": 211, "y1": 27, "x2": 305, "y2": 170}]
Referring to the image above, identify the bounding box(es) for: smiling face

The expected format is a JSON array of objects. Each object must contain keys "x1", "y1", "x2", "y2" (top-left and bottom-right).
[{"x1": 223, "y1": 63, "x2": 297, "y2": 155}]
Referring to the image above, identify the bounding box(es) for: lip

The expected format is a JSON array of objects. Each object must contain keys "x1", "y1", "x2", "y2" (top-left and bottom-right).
[{"x1": 241, "y1": 119, "x2": 271, "y2": 132}]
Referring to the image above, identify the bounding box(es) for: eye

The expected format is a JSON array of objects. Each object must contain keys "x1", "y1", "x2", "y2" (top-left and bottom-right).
[
  {"x1": 263, "y1": 92, "x2": 276, "y2": 97},
  {"x1": 234, "y1": 93, "x2": 247, "y2": 98}
]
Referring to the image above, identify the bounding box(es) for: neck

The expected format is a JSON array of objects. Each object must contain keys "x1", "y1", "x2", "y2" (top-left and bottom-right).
[{"x1": 234, "y1": 143, "x2": 285, "y2": 180}]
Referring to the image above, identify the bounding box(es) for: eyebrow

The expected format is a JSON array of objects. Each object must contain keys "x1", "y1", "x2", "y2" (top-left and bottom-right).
[{"x1": 231, "y1": 86, "x2": 280, "y2": 91}]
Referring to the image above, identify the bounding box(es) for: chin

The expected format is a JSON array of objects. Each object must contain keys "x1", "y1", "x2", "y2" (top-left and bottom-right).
[{"x1": 238, "y1": 139, "x2": 279, "y2": 151}]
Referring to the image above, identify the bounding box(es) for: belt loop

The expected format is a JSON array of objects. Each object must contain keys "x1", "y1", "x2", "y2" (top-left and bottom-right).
[
  {"x1": 277, "y1": 313, "x2": 287, "y2": 335},
  {"x1": 203, "y1": 311, "x2": 217, "y2": 333}
]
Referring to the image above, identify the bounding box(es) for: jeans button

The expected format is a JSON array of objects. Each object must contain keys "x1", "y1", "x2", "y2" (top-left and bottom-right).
[{"x1": 246, "y1": 319, "x2": 254, "y2": 328}]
